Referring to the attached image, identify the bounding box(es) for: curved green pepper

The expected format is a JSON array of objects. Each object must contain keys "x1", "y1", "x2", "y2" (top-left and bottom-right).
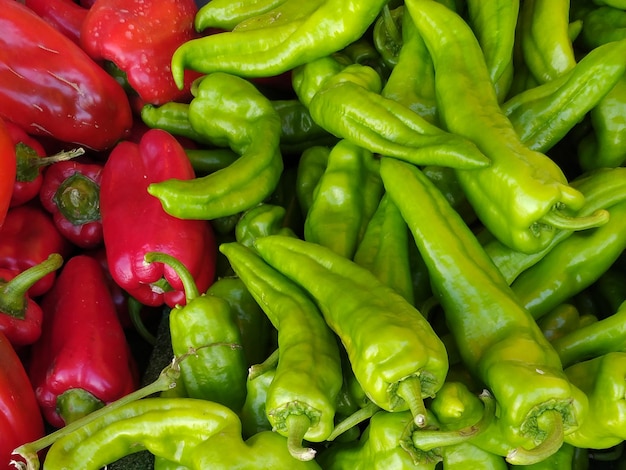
[
  {"x1": 147, "y1": 73, "x2": 283, "y2": 220},
  {"x1": 252, "y1": 234, "x2": 449, "y2": 425},
  {"x1": 295, "y1": 145, "x2": 330, "y2": 217},
  {"x1": 194, "y1": 0, "x2": 288, "y2": 31},
  {"x1": 235, "y1": 203, "x2": 296, "y2": 249},
  {"x1": 219, "y1": 241, "x2": 343, "y2": 460}
]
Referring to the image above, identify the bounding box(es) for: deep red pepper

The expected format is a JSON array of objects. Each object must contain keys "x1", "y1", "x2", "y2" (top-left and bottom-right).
[
  {"x1": 0, "y1": 203, "x2": 73, "y2": 297},
  {"x1": 24, "y1": 0, "x2": 89, "y2": 44},
  {"x1": 0, "y1": 331, "x2": 45, "y2": 470},
  {"x1": 0, "y1": 118, "x2": 16, "y2": 229},
  {"x1": 0, "y1": 0, "x2": 133, "y2": 150},
  {"x1": 28, "y1": 254, "x2": 138, "y2": 428},
  {"x1": 100, "y1": 129, "x2": 217, "y2": 308},
  {"x1": 0, "y1": 254, "x2": 63, "y2": 347},
  {"x1": 80, "y1": 0, "x2": 201, "y2": 105},
  {"x1": 39, "y1": 159, "x2": 104, "y2": 249}
]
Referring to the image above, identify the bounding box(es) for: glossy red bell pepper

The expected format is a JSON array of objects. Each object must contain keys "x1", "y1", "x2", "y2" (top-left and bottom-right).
[
  {"x1": 24, "y1": 0, "x2": 89, "y2": 44},
  {"x1": 0, "y1": 203, "x2": 74, "y2": 298},
  {"x1": 80, "y1": 0, "x2": 201, "y2": 105},
  {"x1": 0, "y1": 254, "x2": 63, "y2": 347},
  {"x1": 39, "y1": 159, "x2": 104, "y2": 249},
  {"x1": 100, "y1": 129, "x2": 216, "y2": 308},
  {"x1": 0, "y1": 331, "x2": 44, "y2": 470},
  {"x1": 0, "y1": 118, "x2": 16, "y2": 229},
  {"x1": 28, "y1": 254, "x2": 138, "y2": 428},
  {"x1": 0, "y1": 0, "x2": 132, "y2": 150}
]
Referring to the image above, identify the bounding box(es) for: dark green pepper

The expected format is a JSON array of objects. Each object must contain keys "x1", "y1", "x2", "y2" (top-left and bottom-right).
[
  {"x1": 537, "y1": 303, "x2": 584, "y2": 343},
  {"x1": 577, "y1": 5, "x2": 626, "y2": 50},
  {"x1": 295, "y1": 145, "x2": 330, "y2": 217},
  {"x1": 239, "y1": 364, "x2": 275, "y2": 439}
]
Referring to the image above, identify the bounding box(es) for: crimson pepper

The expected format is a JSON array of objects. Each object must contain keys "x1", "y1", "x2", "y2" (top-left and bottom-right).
[
  {"x1": 100, "y1": 129, "x2": 216, "y2": 308},
  {"x1": 80, "y1": 0, "x2": 201, "y2": 105},
  {"x1": 0, "y1": 0, "x2": 132, "y2": 150},
  {"x1": 0, "y1": 203, "x2": 73, "y2": 298},
  {"x1": 0, "y1": 118, "x2": 16, "y2": 229},
  {"x1": 28, "y1": 254, "x2": 138, "y2": 428},
  {"x1": 0, "y1": 331, "x2": 45, "y2": 470},
  {"x1": 24, "y1": 0, "x2": 89, "y2": 44},
  {"x1": 39, "y1": 159, "x2": 104, "y2": 249},
  {"x1": 0, "y1": 254, "x2": 63, "y2": 347}
]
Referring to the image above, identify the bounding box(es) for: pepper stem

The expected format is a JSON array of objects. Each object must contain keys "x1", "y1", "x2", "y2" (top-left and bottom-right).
[
  {"x1": 396, "y1": 375, "x2": 428, "y2": 427},
  {"x1": 412, "y1": 389, "x2": 496, "y2": 451},
  {"x1": 56, "y1": 388, "x2": 105, "y2": 425},
  {"x1": 0, "y1": 254, "x2": 63, "y2": 318},
  {"x1": 327, "y1": 401, "x2": 380, "y2": 441},
  {"x1": 382, "y1": 4, "x2": 402, "y2": 47},
  {"x1": 540, "y1": 208, "x2": 610, "y2": 231},
  {"x1": 53, "y1": 172, "x2": 101, "y2": 225},
  {"x1": 248, "y1": 348, "x2": 279, "y2": 380},
  {"x1": 127, "y1": 296, "x2": 156, "y2": 346},
  {"x1": 16, "y1": 145, "x2": 84, "y2": 182},
  {"x1": 285, "y1": 413, "x2": 316, "y2": 461},
  {"x1": 506, "y1": 409, "x2": 565, "y2": 465},
  {"x1": 144, "y1": 252, "x2": 199, "y2": 302}
]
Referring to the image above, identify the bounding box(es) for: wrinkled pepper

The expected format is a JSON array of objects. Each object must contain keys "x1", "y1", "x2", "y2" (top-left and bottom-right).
[
  {"x1": 220, "y1": 241, "x2": 343, "y2": 460},
  {"x1": 39, "y1": 160, "x2": 104, "y2": 249},
  {"x1": 99, "y1": 129, "x2": 216, "y2": 308},
  {"x1": 28, "y1": 255, "x2": 137, "y2": 428},
  {"x1": 253, "y1": 235, "x2": 449, "y2": 425},
  {"x1": 147, "y1": 73, "x2": 284, "y2": 221},
  {"x1": 0, "y1": 331, "x2": 45, "y2": 470},
  {"x1": 0, "y1": 0, "x2": 132, "y2": 150},
  {"x1": 380, "y1": 156, "x2": 588, "y2": 464},
  {"x1": 0, "y1": 254, "x2": 63, "y2": 347},
  {"x1": 0, "y1": 118, "x2": 16, "y2": 229},
  {"x1": 406, "y1": 0, "x2": 606, "y2": 254}
]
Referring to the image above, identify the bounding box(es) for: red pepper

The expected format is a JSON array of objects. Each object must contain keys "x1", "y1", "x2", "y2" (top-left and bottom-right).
[
  {"x1": 80, "y1": 0, "x2": 201, "y2": 105},
  {"x1": 0, "y1": 203, "x2": 74, "y2": 297},
  {"x1": 24, "y1": 0, "x2": 89, "y2": 44},
  {"x1": 0, "y1": 331, "x2": 44, "y2": 470},
  {"x1": 0, "y1": 254, "x2": 63, "y2": 347},
  {"x1": 100, "y1": 129, "x2": 216, "y2": 308},
  {"x1": 0, "y1": 0, "x2": 132, "y2": 150},
  {"x1": 0, "y1": 118, "x2": 16, "y2": 230},
  {"x1": 28, "y1": 254, "x2": 138, "y2": 428},
  {"x1": 39, "y1": 159, "x2": 104, "y2": 249}
]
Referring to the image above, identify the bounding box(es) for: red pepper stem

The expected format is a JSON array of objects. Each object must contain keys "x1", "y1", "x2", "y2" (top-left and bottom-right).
[
  {"x1": 540, "y1": 208, "x2": 610, "y2": 231},
  {"x1": 285, "y1": 413, "x2": 316, "y2": 461},
  {"x1": 0, "y1": 254, "x2": 63, "y2": 318},
  {"x1": 506, "y1": 410, "x2": 565, "y2": 465},
  {"x1": 396, "y1": 375, "x2": 428, "y2": 428},
  {"x1": 327, "y1": 401, "x2": 381, "y2": 441},
  {"x1": 143, "y1": 251, "x2": 199, "y2": 302}
]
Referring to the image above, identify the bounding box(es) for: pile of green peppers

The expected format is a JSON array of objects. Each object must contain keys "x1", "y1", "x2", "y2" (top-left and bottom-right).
[{"x1": 13, "y1": 0, "x2": 626, "y2": 469}]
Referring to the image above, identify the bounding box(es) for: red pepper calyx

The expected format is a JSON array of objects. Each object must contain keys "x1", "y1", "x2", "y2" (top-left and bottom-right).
[
  {"x1": 56, "y1": 388, "x2": 105, "y2": 426},
  {"x1": 53, "y1": 171, "x2": 101, "y2": 225},
  {"x1": 16, "y1": 145, "x2": 85, "y2": 183}
]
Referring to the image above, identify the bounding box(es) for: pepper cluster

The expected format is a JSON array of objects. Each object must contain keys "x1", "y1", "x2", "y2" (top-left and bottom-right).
[{"x1": 3, "y1": 0, "x2": 626, "y2": 469}]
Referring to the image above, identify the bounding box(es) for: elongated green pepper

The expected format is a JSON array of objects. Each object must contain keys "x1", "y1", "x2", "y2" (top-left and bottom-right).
[
  {"x1": 252, "y1": 235, "x2": 449, "y2": 426},
  {"x1": 219, "y1": 241, "x2": 343, "y2": 460},
  {"x1": 235, "y1": 203, "x2": 296, "y2": 250},
  {"x1": 194, "y1": 0, "x2": 288, "y2": 31},
  {"x1": 171, "y1": 0, "x2": 389, "y2": 86},
  {"x1": 295, "y1": 145, "x2": 330, "y2": 217},
  {"x1": 304, "y1": 139, "x2": 383, "y2": 260},
  {"x1": 380, "y1": 156, "x2": 588, "y2": 464},
  {"x1": 577, "y1": 5, "x2": 626, "y2": 50},
  {"x1": 292, "y1": 55, "x2": 491, "y2": 170},
  {"x1": 406, "y1": 0, "x2": 606, "y2": 254},
  {"x1": 147, "y1": 73, "x2": 283, "y2": 220}
]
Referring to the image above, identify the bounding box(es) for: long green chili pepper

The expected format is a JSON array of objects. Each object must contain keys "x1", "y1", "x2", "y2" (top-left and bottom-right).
[
  {"x1": 380, "y1": 156, "x2": 588, "y2": 465},
  {"x1": 577, "y1": 5, "x2": 626, "y2": 50},
  {"x1": 194, "y1": 0, "x2": 288, "y2": 31},
  {"x1": 147, "y1": 73, "x2": 283, "y2": 220},
  {"x1": 219, "y1": 241, "x2": 343, "y2": 461},
  {"x1": 184, "y1": 149, "x2": 239, "y2": 175},
  {"x1": 141, "y1": 102, "x2": 214, "y2": 145},
  {"x1": 240, "y1": 364, "x2": 275, "y2": 439},
  {"x1": 406, "y1": 0, "x2": 607, "y2": 254},
  {"x1": 295, "y1": 145, "x2": 331, "y2": 217},
  {"x1": 303, "y1": 139, "x2": 383, "y2": 259},
  {"x1": 252, "y1": 234, "x2": 449, "y2": 426},
  {"x1": 292, "y1": 55, "x2": 491, "y2": 170},
  {"x1": 171, "y1": 0, "x2": 389, "y2": 87}
]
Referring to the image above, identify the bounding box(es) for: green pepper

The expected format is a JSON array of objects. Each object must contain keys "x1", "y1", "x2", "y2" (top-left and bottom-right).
[
  {"x1": 252, "y1": 234, "x2": 449, "y2": 425},
  {"x1": 422, "y1": 165, "x2": 476, "y2": 225},
  {"x1": 295, "y1": 145, "x2": 330, "y2": 217},
  {"x1": 240, "y1": 364, "x2": 275, "y2": 439},
  {"x1": 292, "y1": 55, "x2": 491, "y2": 170},
  {"x1": 235, "y1": 202, "x2": 296, "y2": 251},
  {"x1": 441, "y1": 441, "x2": 508, "y2": 469},
  {"x1": 303, "y1": 139, "x2": 383, "y2": 259},
  {"x1": 371, "y1": 5, "x2": 403, "y2": 71},
  {"x1": 141, "y1": 102, "x2": 214, "y2": 145},
  {"x1": 171, "y1": 0, "x2": 389, "y2": 86},
  {"x1": 577, "y1": 5, "x2": 626, "y2": 50},
  {"x1": 590, "y1": 266, "x2": 626, "y2": 314},
  {"x1": 219, "y1": 241, "x2": 343, "y2": 460},
  {"x1": 194, "y1": 0, "x2": 288, "y2": 31},
  {"x1": 144, "y1": 252, "x2": 247, "y2": 411},
  {"x1": 537, "y1": 303, "x2": 584, "y2": 343},
  {"x1": 147, "y1": 73, "x2": 283, "y2": 221},
  {"x1": 406, "y1": 0, "x2": 606, "y2": 254},
  {"x1": 183, "y1": 149, "x2": 240, "y2": 175},
  {"x1": 380, "y1": 156, "x2": 588, "y2": 464},
  {"x1": 512, "y1": 443, "x2": 584, "y2": 470}
]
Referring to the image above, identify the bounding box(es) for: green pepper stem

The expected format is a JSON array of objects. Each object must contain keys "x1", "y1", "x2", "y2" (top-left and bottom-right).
[
  {"x1": 127, "y1": 296, "x2": 156, "y2": 346},
  {"x1": 0, "y1": 254, "x2": 63, "y2": 318},
  {"x1": 144, "y1": 251, "x2": 199, "y2": 301},
  {"x1": 396, "y1": 375, "x2": 427, "y2": 427},
  {"x1": 285, "y1": 413, "x2": 316, "y2": 461},
  {"x1": 506, "y1": 409, "x2": 565, "y2": 465},
  {"x1": 327, "y1": 401, "x2": 380, "y2": 441},
  {"x1": 33, "y1": 148, "x2": 85, "y2": 167},
  {"x1": 412, "y1": 389, "x2": 496, "y2": 451},
  {"x1": 248, "y1": 348, "x2": 279, "y2": 380},
  {"x1": 540, "y1": 208, "x2": 610, "y2": 231},
  {"x1": 16, "y1": 146, "x2": 84, "y2": 183},
  {"x1": 56, "y1": 388, "x2": 104, "y2": 425},
  {"x1": 382, "y1": 4, "x2": 402, "y2": 47}
]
